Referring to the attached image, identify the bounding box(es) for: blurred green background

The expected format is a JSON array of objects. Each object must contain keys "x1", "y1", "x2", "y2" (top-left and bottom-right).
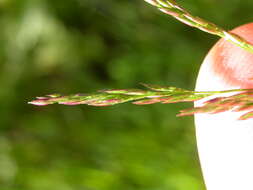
[{"x1": 0, "y1": 0, "x2": 252, "y2": 189}]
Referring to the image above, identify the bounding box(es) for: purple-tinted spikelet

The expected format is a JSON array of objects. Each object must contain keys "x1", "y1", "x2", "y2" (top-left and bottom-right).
[
  {"x1": 144, "y1": 0, "x2": 159, "y2": 6},
  {"x1": 59, "y1": 101, "x2": 83, "y2": 105},
  {"x1": 133, "y1": 98, "x2": 161, "y2": 105},
  {"x1": 239, "y1": 111, "x2": 253, "y2": 120},
  {"x1": 29, "y1": 99, "x2": 51, "y2": 106}
]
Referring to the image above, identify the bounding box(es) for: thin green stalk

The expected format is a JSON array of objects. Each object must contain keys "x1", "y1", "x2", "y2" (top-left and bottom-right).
[
  {"x1": 194, "y1": 88, "x2": 253, "y2": 94},
  {"x1": 144, "y1": 0, "x2": 253, "y2": 54}
]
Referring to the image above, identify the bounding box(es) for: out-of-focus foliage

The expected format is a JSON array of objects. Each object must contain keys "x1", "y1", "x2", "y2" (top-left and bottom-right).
[{"x1": 0, "y1": 0, "x2": 251, "y2": 189}]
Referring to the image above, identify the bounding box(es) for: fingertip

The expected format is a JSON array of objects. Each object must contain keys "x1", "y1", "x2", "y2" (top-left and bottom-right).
[{"x1": 200, "y1": 22, "x2": 253, "y2": 89}]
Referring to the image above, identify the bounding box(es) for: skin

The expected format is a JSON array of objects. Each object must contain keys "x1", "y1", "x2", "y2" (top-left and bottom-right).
[{"x1": 195, "y1": 23, "x2": 253, "y2": 190}]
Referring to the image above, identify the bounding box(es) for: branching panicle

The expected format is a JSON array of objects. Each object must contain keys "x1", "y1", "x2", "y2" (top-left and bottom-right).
[
  {"x1": 29, "y1": 84, "x2": 253, "y2": 120},
  {"x1": 29, "y1": 0, "x2": 253, "y2": 120}
]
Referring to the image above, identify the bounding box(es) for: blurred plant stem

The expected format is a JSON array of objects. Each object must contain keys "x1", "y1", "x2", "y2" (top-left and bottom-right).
[{"x1": 144, "y1": 0, "x2": 253, "y2": 54}]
